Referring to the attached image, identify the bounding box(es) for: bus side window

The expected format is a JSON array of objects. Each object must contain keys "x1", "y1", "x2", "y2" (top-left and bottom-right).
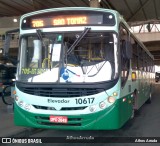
[
  {"x1": 120, "y1": 26, "x2": 130, "y2": 88},
  {"x1": 131, "y1": 36, "x2": 138, "y2": 70}
]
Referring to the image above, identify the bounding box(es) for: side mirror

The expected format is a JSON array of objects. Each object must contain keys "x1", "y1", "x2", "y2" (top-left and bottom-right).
[
  {"x1": 122, "y1": 40, "x2": 132, "y2": 59},
  {"x1": 2, "y1": 29, "x2": 19, "y2": 65},
  {"x1": 3, "y1": 35, "x2": 11, "y2": 57}
]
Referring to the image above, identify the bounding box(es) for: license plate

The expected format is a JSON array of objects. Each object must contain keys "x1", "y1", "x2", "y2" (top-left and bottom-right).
[{"x1": 50, "y1": 116, "x2": 68, "y2": 123}]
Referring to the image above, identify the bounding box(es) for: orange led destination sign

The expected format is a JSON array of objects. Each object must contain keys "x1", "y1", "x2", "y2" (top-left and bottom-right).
[
  {"x1": 31, "y1": 16, "x2": 87, "y2": 28},
  {"x1": 32, "y1": 19, "x2": 44, "y2": 27},
  {"x1": 22, "y1": 11, "x2": 115, "y2": 29},
  {"x1": 53, "y1": 16, "x2": 87, "y2": 25}
]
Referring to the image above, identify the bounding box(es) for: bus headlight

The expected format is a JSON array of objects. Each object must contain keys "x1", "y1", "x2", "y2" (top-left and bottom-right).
[
  {"x1": 15, "y1": 96, "x2": 19, "y2": 101},
  {"x1": 18, "y1": 101, "x2": 24, "y2": 107},
  {"x1": 24, "y1": 104, "x2": 31, "y2": 111},
  {"x1": 99, "y1": 101, "x2": 106, "y2": 109},
  {"x1": 108, "y1": 96, "x2": 116, "y2": 103},
  {"x1": 89, "y1": 105, "x2": 97, "y2": 112}
]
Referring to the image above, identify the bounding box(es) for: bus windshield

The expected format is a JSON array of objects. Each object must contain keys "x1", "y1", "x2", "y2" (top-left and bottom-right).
[{"x1": 18, "y1": 31, "x2": 118, "y2": 83}]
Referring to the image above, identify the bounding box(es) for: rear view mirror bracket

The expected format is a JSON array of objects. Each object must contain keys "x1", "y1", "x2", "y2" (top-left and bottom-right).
[{"x1": 2, "y1": 29, "x2": 19, "y2": 65}]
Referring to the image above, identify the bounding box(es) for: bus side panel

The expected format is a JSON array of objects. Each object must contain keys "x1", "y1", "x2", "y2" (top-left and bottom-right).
[
  {"x1": 119, "y1": 80, "x2": 133, "y2": 126},
  {"x1": 131, "y1": 71, "x2": 152, "y2": 110},
  {"x1": 119, "y1": 94, "x2": 133, "y2": 126},
  {"x1": 136, "y1": 71, "x2": 151, "y2": 109}
]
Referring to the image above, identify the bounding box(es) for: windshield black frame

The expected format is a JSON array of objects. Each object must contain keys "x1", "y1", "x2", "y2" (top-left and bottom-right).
[{"x1": 17, "y1": 30, "x2": 119, "y2": 83}]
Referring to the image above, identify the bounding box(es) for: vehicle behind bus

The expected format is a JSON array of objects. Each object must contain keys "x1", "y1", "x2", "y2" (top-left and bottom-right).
[
  {"x1": 0, "y1": 64, "x2": 16, "y2": 95},
  {"x1": 155, "y1": 72, "x2": 160, "y2": 82}
]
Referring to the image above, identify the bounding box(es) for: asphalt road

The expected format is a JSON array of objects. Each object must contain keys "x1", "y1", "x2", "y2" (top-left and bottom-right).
[{"x1": 5, "y1": 83, "x2": 160, "y2": 146}]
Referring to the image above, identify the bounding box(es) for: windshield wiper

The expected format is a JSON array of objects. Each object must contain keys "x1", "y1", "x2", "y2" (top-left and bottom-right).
[
  {"x1": 67, "y1": 27, "x2": 91, "y2": 55},
  {"x1": 49, "y1": 43, "x2": 54, "y2": 70},
  {"x1": 36, "y1": 29, "x2": 53, "y2": 70},
  {"x1": 36, "y1": 29, "x2": 46, "y2": 47}
]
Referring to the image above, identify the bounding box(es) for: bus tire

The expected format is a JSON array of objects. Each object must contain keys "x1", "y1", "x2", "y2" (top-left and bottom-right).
[
  {"x1": 2, "y1": 85, "x2": 13, "y2": 105},
  {"x1": 146, "y1": 92, "x2": 152, "y2": 104},
  {"x1": 130, "y1": 90, "x2": 137, "y2": 119},
  {"x1": 130, "y1": 103, "x2": 135, "y2": 119}
]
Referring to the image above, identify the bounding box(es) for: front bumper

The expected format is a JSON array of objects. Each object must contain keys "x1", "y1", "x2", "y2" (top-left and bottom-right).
[{"x1": 14, "y1": 100, "x2": 122, "y2": 130}]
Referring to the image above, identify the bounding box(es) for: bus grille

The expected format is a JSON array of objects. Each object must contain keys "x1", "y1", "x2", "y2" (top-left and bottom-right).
[
  {"x1": 33, "y1": 105, "x2": 87, "y2": 111},
  {"x1": 19, "y1": 87, "x2": 103, "y2": 97},
  {"x1": 37, "y1": 122, "x2": 81, "y2": 126}
]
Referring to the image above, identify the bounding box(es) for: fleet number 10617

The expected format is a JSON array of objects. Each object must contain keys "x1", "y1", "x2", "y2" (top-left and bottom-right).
[{"x1": 75, "y1": 98, "x2": 94, "y2": 104}]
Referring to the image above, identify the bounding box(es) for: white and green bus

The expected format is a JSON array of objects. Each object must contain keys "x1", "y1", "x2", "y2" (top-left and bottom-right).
[{"x1": 4, "y1": 7, "x2": 154, "y2": 130}]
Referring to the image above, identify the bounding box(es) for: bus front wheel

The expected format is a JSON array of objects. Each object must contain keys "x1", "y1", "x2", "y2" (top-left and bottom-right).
[
  {"x1": 130, "y1": 105, "x2": 134, "y2": 119},
  {"x1": 130, "y1": 91, "x2": 137, "y2": 119}
]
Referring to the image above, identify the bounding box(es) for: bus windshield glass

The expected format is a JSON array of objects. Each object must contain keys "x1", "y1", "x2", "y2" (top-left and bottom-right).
[{"x1": 18, "y1": 31, "x2": 118, "y2": 83}]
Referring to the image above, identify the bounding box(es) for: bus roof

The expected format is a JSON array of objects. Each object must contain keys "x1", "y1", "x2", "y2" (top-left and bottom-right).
[{"x1": 20, "y1": 7, "x2": 119, "y2": 20}]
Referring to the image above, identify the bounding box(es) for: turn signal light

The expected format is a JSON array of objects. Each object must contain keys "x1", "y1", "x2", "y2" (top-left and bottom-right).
[{"x1": 13, "y1": 90, "x2": 16, "y2": 95}]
